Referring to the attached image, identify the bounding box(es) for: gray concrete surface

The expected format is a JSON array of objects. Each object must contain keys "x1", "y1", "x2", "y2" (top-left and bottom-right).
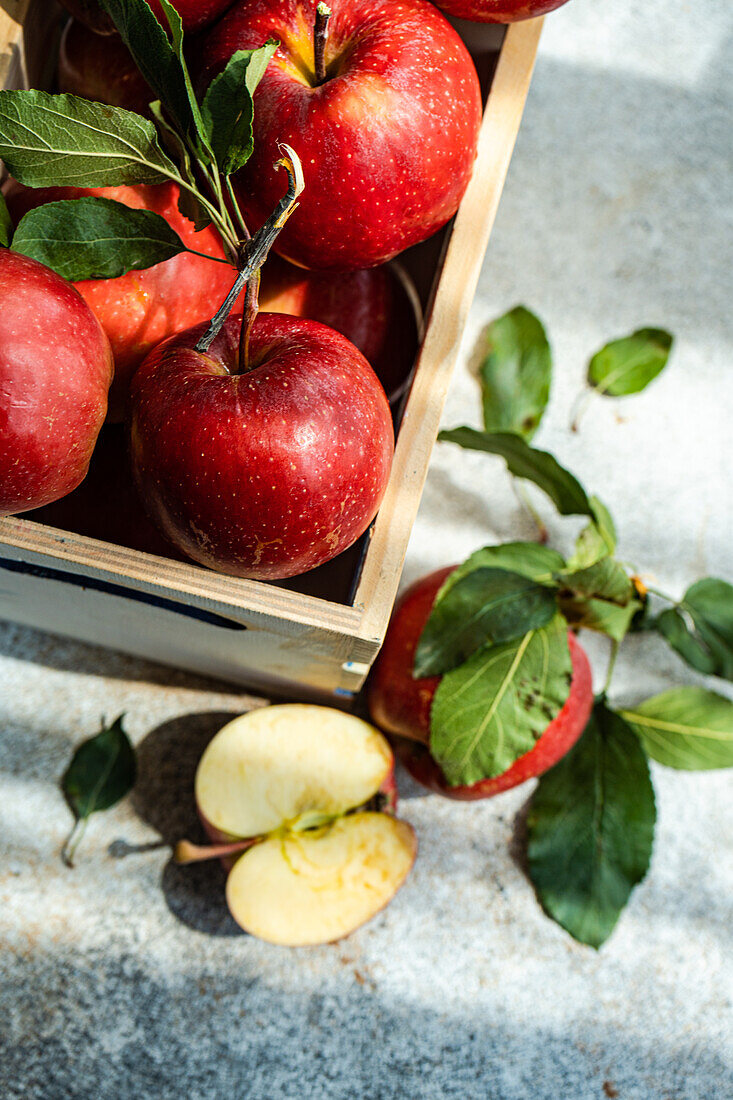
[{"x1": 2, "y1": 1, "x2": 733, "y2": 1097}]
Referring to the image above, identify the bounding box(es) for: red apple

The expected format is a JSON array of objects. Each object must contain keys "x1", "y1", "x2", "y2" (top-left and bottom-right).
[
  {"x1": 367, "y1": 566, "x2": 594, "y2": 799},
  {"x1": 0, "y1": 251, "x2": 113, "y2": 517},
  {"x1": 57, "y1": 0, "x2": 234, "y2": 34},
  {"x1": 57, "y1": 18, "x2": 152, "y2": 115},
  {"x1": 260, "y1": 256, "x2": 420, "y2": 402},
  {"x1": 198, "y1": 0, "x2": 483, "y2": 270},
  {"x1": 433, "y1": 0, "x2": 571, "y2": 21},
  {"x1": 4, "y1": 180, "x2": 239, "y2": 421},
  {"x1": 128, "y1": 312, "x2": 394, "y2": 579}
]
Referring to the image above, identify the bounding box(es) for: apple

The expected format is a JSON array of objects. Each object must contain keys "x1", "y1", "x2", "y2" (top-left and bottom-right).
[
  {"x1": 57, "y1": 18, "x2": 152, "y2": 115},
  {"x1": 367, "y1": 566, "x2": 594, "y2": 799},
  {"x1": 0, "y1": 251, "x2": 113, "y2": 517},
  {"x1": 198, "y1": 0, "x2": 483, "y2": 270},
  {"x1": 179, "y1": 704, "x2": 416, "y2": 946},
  {"x1": 4, "y1": 180, "x2": 239, "y2": 421},
  {"x1": 260, "y1": 256, "x2": 420, "y2": 402},
  {"x1": 433, "y1": 0, "x2": 571, "y2": 21},
  {"x1": 128, "y1": 312, "x2": 394, "y2": 579},
  {"x1": 57, "y1": 0, "x2": 235, "y2": 34}
]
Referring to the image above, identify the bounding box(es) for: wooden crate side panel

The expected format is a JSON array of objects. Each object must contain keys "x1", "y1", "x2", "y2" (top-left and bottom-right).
[{"x1": 0, "y1": 1, "x2": 29, "y2": 90}]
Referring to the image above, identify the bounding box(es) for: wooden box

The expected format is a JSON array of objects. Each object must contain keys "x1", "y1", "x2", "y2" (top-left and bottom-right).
[{"x1": 0, "y1": 0, "x2": 542, "y2": 699}]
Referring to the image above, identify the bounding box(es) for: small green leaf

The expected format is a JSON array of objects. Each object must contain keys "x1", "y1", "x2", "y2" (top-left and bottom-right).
[
  {"x1": 559, "y1": 594, "x2": 641, "y2": 642},
  {"x1": 149, "y1": 99, "x2": 211, "y2": 229},
  {"x1": 61, "y1": 716, "x2": 137, "y2": 866},
  {"x1": 430, "y1": 615, "x2": 572, "y2": 787},
  {"x1": 527, "y1": 700, "x2": 656, "y2": 949},
  {"x1": 568, "y1": 496, "x2": 617, "y2": 569},
  {"x1": 439, "y1": 428, "x2": 593, "y2": 518},
  {"x1": 202, "y1": 42, "x2": 278, "y2": 175},
  {"x1": 0, "y1": 192, "x2": 13, "y2": 247},
  {"x1": 414, "y1": 567, "x2": 558, "y2": 678},
  {"x1": 479, "y1": 305, "x2": 551, "y2": 440},
  {"x1": 654, "y1": 578, "x2": 733, "y2": 681},
  {"x1": 559, "y1": 558, "x2": 634, "y2": 606},
  {"x1": 621, "y1": 687, "x2": 733, "y2": 771},
  {"x1": 12, "y1": 197, "x2": 186, "y2": 280},
  {"x1": 441, "y1": 542, "x2": 565, "y2": 598},
  {"x1": 157, "y1": 0, "x2": 213, "y2": 161},
  {"x1": 0, "y1": 90, "x2": 177, "y2": 188},
  {"x1": 588, "y1": 327, "x2": 673, "y2": 397}
]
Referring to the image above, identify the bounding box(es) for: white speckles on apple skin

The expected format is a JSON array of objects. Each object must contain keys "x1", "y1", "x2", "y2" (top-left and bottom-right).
[{"x1": 129, "y1": 313, "x2": 394, "y2": 579}]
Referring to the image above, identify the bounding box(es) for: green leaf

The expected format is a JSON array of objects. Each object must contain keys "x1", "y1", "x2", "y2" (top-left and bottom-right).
[
  {"x1": 559, "y1": 557, "x2": 634, "y2": 606},
  {"x1": 568, "y1": 496, "x2": 617, "y2": 569},
  {"x1": 12, "y1": 197, "x2": 186, "y2": 280},
  {"x1": 430, "y1": 615, "x2": 572, "y2": 787},
  {"x1": 0, "y1": 192, "x2": 13, "y2": 247},
  {"x1": 99, "y1": 0, "x2": 196, "y2": 143},
  {"x1": 201, "y1": 42, "x2": 278, "y2": 175},
  {"x1": 61, "y1": 716, "x2": 137, "y2": 866},
  {"x1": 441, "y1": 542, "x2": 565, "y2": 598},
  {"x1": 621, "y1": 688, "x2": 733, "y2": 771},
  {"x1": 588, "y1": 327, "x2": 673, "y2": 397},
  {"x1": 439, "y1": 428, "x2": 592, "y2": 518},
  {"x1": 654, "y1": 578, "x2": 733, "y2": 681},
  {"x1": 157, "y1": 0, "x2": 213, "y2": 161},
  {"x1": 149, "y1": 99, "x2": 211, "y2": 229},
  {"x1": 414, "y1": 567, "x2": 558, "y2": 678},
  {"x1": 479, "y1": 305, "x2": 551, "y2": 440},
  {"x1": 0, "y1": 90, "x2": 177, "y2": 188},
  {"x1": 527, "y1": 701, "x2": 656, "y2": 949},
  {"x1": 559, "y1": 594, "x2": 641, "y2": 642}
]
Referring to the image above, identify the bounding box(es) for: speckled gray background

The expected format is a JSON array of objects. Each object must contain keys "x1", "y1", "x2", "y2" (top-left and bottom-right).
[{"x1": 2, "y1": 1, "x2": 732, "y2": 1097}]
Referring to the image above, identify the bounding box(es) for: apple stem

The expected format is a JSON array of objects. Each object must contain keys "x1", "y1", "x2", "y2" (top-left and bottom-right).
[
  {"x1": 195, "y1": 145, "x2": 305, "y2": 355},
  {"x1": 174, "y1": 837, "x2": 260, "y2": 865},
  {"x1": 314, "y1": 3, "x2": 332, "y2": 86},
  {"x1": 239, "y1": 270, "x2": 261, "y2": 373}
]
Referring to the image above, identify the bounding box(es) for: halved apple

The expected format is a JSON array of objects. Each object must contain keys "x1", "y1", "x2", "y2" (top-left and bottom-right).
[{"x1": 184, "y1": 705, "x2": 416, "y2": 945}]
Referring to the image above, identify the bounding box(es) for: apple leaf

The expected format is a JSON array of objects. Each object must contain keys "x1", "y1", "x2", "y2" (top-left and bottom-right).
[
  {"x1": 438, "y1": 428, "x2": 593, "y2": 518},
  {"x1": 11, "y1": 197, "x2": 187, "y2": 280},
  {"x1": 558, "y1": 557, "x2": 634, "y2": 606},
  {"x1": 414, "y1": 567, "x2": 558, "y2": 678},
  {"x1": 440, "y1": 542, "x2": 565, "y2": 599},
  {"x1": 157, "y1": 0, "x2": 214, "y2": 162},
  {"x1": 527, "y1": 700, "x2": 656, "y2": 949},
  {"x1": 149, "y1": 99, "x2": 211, "y2": 230},
  {"x1": 0, "y1": 192, "x2": 12, "y2": 247},
  {"x1": 479, "y1": 305, "x2": 551, "y2": 440},
  {"x1": 559, "y1": 594, "x2": 641, "y2": 642},
  {"x1": 620, "y1": 687, "x2": 733, "y2": 771},
  {"x1": 61, "y1": 716, "x2": 137, "y2": 867},
  {"x1": 0, "y1": 91, "x2": 177, "y2": 188},
  {"x1": 202, "y1": 42, "x2": 278, "y2": 175},
  {"x1": 430, "y1": 615, "x2": 572, "y2": 787},
  {"x1": 568, "y1": 496, "x2": 617, "y2": 569},
  {"x1": 588, "y1": 327, "x2": 673, "y2": 397},
  {"x1": 653, "y1": 578, "x2": 733, "y2": 681}
]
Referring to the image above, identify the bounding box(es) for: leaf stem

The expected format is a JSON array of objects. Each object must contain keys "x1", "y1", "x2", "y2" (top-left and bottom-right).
[
  {"x1": 602, "y1": 639, "x2": 620, "y2": 695},
  {"x1": 570, "y1": 388, "x2": 595, "y2": 433},
  {"x1": 62, "y1": 816, "x2": 88, "y2": 868},
  {"x1": 226, "y1": 176, "x2": 250, "y2": 240},
  {"x1": 184, "y1": 249, "x2": 233, "y2": 265},
  {"x1": 513, "y1": 480, "x2": 548, "y2": 543}
]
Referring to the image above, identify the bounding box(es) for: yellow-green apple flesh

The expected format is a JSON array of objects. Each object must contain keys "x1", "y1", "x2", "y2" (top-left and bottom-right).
[
  {"x1": 128, "y1": 313, "x2": 394, "y2": 579},
  {"x1": 0, "y1": 251, "x2": 113, "y2": 516},
  {"x1": 368, "y1": 566, "x2": 594, "y2": 799},
  {"x1": 198, "y1": 0, "x2": 483, "y2": 270}
]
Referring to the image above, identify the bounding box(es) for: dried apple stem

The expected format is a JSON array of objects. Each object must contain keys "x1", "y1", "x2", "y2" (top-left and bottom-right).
[
  {"x1": 314, "y1": 3, "x2": 332, "y2": 85},
  {"x1": 174, "y1": 837, "x2": 260, "y2": 865}
]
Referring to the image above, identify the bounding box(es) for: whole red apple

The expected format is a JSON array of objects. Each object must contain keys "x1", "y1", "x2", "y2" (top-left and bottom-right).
[
  {"x1": 5, "y1": 181, "x2": 238, "y2": 421},
  {"x1": 128, "y1": 312, "x2": 394, "y2": 579},
  {"x1": 260, "y1": 257, "x2": 420, "y2": 401},
  {"x1": 0, "y1": 251, "x2": 113, "y2": 516},
  {"x1": 367, "y1": 566, "x2": 594, "y2": 799},
  {"x1": 198, "y1": 0, "x2": 483, "y2": 270},
  {"x1": 57, "y1": 0, "x2": 234, "y2": 33},
  {"x1": 433, "y1": 0, "x2": 571, "y2": 20},
  {"x1": 58, "y1": 18, "x2": 152, "y2": 115}
]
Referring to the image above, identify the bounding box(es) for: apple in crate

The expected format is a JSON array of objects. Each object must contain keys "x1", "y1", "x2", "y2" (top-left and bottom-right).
[
  {"x1": 184, "y1": 705, "x2": 416, "y2": 946},
  {"x1": 0, "y1": 252, "x2": 113, "y2": 516},
  {"x1": 198, "y1": 0, "x2": 483, "y2": 270},
  {"x1": 57, "y1": 0, "x2": 235, "y2": 33},
  {"x1": 129, "y1": 313, "x2": 394, "y2": 579},
  {"x1": 433, "y1": 0, "x2": 571, "y2": 20},
  {"x1": 368, "y1": 567, "x2": 594, "y2": 799},
  {"x1": 58, "y1": 18, "x2": 152, "y2": 115}
]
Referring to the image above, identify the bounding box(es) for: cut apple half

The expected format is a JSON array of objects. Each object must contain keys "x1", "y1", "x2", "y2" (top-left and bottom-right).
[{"x1": 226, "y1": 812, "x2": 417, "y2": 946}]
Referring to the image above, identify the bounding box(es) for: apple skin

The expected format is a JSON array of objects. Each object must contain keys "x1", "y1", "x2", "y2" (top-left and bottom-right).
[
  {"x1": 260, "y1": 256, "x2": 419, "y2": 402},
  {"x1": 433, "y1": 0, "x2": 570, "y2": 21},
  {"x1": 4, "y1": 181, "x2": 238, "y2": 422},
  {"x1": 57, "y1": 18, "x2": 152, "y2": 115},
  {"x1": 198, "y1": 0, "x2": 483, "y2": 271},
  {"x1": 367, "y1": 566, "x2": 594, "y2": 799},
  {"x1": 0, "y1": 251, "x2": 113, "y2": 517},
  {"x1": 57, "y1": 0, "x2": 235, "y2": 34},
  {"x1": 129, "y1": 312, "x2": 394, "y2": 579}
]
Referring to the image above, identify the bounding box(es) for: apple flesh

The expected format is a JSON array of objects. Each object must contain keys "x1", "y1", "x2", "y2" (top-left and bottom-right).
[
  {"x1": 194, "y1": 705, "x2": 416, "y2": 946},
  {"x1": 433, "y1": 0, "x2": 571, "y2": 20},
  {"x1": 367, "y1": 566, "x2": 594, "y2": 799},
  {"x1": 57, "y1": 0, "x2": 235, "y2": 33},
  {"x1": 198, "y1": 0, "x2": 483, "y2": 270},
  {"x1": 4, "y1": 180, "x2": 239, "y2": 421},
  {"x1": 129, "y1": 312, "x2": 394, "y2": 579},
  {"x1": 260, "y1": 256, "x2": 420, "y2": 402},
  {"x1": 58, "y1": 18, "x2": 152, "y2": 115},
  {"x1": 0, "y1": 251, "x2": 113, "y2": 516}
]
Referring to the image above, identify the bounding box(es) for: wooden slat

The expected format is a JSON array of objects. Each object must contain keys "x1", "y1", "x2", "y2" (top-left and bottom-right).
[{"x1": 0, "y1": 0, "x2": 29, "y2": 89}]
